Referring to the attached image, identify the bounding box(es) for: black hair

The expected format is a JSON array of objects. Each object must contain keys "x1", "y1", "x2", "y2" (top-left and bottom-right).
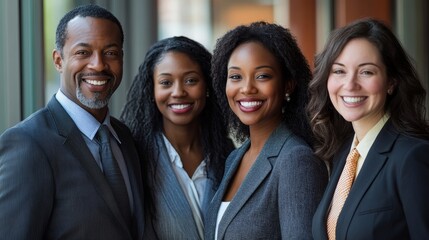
[
  {"x1": 212, "y1": 21, "x2": 313, "y2": 144},
  {"x1": 121, "y1": 36, "x2": 234, "y2": 227},
  {"x1": 55, "y1": 4, "x2": 124, "y2": 54}
]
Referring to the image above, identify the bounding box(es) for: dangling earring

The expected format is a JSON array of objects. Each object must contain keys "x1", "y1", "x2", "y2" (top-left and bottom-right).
[
  {"x1": 285, "y1": 93, "x2": 291, "y2": 102},
  {"x1": 206, "y1": 90, "x2": 210, "y2": 98}
]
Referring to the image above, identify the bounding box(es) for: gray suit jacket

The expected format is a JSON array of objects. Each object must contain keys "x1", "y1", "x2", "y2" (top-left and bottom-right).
[
  {"x1": 205, "y1": 123, "x2": 328, "y2": 239},
  {"x1": 143, "y1": 133, "x2": 218, "y2": 239},
  {"x1": 312, "y1": 121, "x2": 429, "y2": 239},
  {"x1": 0, "y1": 96, "x2": 145, "y2": 239}
]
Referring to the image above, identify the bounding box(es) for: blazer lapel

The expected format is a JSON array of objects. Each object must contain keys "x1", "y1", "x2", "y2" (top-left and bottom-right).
[
  {"x1": 154, "y1": 135, "x2": 199, "y2": 232},
  {"x1": 205, "y1": 146, "x2": 242, "y2": 239},
  {"x1": 201, "y1": 169, "x2": 217, "y2": 218},
  {"x1": 111, "y1": 118, "x2": 144, "y2": 238},
  {"x1": 217, "y1": 124, "x2": 289, "y2": 239},
  {"x1": 336, "y1": 121, "x2": 398, "y2": 239},
  {"x1": 112, "y1": 118, "x2": 143, "y2": 210},
  {"x1": 47, "y1": 97, "x2": 131, "y2": 236},
  {"x1": 312, "y1": 141, "x2": 350, "y2": 239},
  {"x1": 216, "y1": 142, "x2": 251, "y2": 239}
]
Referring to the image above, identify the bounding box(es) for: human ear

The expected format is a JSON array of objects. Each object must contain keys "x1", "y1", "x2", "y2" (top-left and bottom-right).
[
  {"x1": 53, "y1": 49, "x2": 63, "y2": 73},
  {"x1": 284, "y1": 80, "x2": 296, "y2": 95},
  {"x1": 387, "y1": 79, "x2": 397, "y2": 95}
]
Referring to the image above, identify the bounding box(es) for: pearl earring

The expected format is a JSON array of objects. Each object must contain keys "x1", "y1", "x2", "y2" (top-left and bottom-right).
[{"x1": 285, "y1": 93, "x2": 291, "y2": 102}]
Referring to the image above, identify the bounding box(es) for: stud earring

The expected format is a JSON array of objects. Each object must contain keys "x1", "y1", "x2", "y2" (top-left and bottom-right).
[{"x1": 285, "y1": 93, "x2": 291, "y2": 102}]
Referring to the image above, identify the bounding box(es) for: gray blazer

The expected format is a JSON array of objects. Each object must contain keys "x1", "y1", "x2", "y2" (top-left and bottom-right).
[
  {"x1": 0, "y1": 96, "x2": 145, "y2": 239},
  {"x1": 143, "y1": 133, "x2": 218, "y2": 240},
  {"x1": 205, "y1": 123, "x2": 328, "y2": 239}
]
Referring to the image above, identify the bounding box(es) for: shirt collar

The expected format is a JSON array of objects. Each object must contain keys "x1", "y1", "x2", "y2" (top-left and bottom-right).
[
  {"x1": 353, "y1": 113, "x2": 390, "y2": 159},
  {"x1": 55, "y1": 89, "x2": 121, "y2": 143},
  {"x1": 162, "y1": 133, "x2": 182, "y2": 166},
  {"x1": 161, "y1": 133, "x2": 207, "y2": 179}
]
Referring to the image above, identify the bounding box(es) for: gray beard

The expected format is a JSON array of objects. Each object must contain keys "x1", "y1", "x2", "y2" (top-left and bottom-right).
[{"x1": 76, "y1": 86, "x2": 111, "y2": 109}]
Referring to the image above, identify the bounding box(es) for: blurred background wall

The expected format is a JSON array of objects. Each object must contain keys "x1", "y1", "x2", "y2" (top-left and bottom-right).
[{"x1": 1, "y1": 0, "x2": 427, "y2": 133}]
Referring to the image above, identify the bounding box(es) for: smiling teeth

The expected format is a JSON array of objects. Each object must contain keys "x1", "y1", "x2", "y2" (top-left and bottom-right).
[
  {"x1": 343, "y1": 96, "x2": 365, "y2": 103},
  {"x1": 170, "y1": 104, "x2": 191, "y2": 110},
  {"x1": 86, "y1": 79, "x2": 107, "y2": 86},
  {"x1": 240, "y1": 101, "x2": 262, "y2": 108}
]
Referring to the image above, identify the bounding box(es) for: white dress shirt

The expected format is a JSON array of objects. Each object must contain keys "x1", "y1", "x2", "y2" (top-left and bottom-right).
[{"x1": 162, "y1": 134, "x2": 207, "y2": 239}]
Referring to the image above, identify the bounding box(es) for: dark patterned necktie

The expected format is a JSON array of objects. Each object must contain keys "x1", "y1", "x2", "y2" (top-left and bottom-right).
[{"x1": 97, "y1": 124, "x2": 131, "y2": 225}]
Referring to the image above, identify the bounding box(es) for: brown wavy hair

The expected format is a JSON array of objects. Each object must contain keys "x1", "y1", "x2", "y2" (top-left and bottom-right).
[{"x1": 307, "y1": 18, "x2": 429, "y2": 162}]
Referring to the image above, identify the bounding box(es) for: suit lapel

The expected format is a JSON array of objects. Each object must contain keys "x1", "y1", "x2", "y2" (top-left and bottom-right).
[
  {"x1": 154, "y1": 135, "x2": 199, "y2": 233},
  {"x1": 201, "y1": 164, "x2": 217, "y2": 219},
  {"x1": 217, "y1": 146, "x2": 272, "y2": 237},
  {"x1": 47, "y1": 97, "x2": 131, "y2": 235},
  {"x1": 336, "y1": 121, "x2": 398, "y2": 239},
  {"x1": 313, "y1": 141, "x2": 351, "y2": 239},
  {"x1": 111, "y1": 119, "x2": 144, "y2": 238},
  {"x1": 215, "y1": 142, "x2": 250, "y2": 239},
  {"x1": 205, "y1": 144, "x2": 242, "y2": 239},
  {"x1": 112, "y1": 119, "x2": 142, "y2": 211},
  {"x1": 217, "y1": 124, "x2": 289, "y2": 239}
]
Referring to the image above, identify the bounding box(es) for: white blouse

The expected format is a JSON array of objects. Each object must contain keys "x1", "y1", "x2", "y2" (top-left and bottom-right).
[
  {"x1": 215, "y1": 201, "x2": 230, "y2": 240},
  {"x1": 162, "y1": 134, "x2": 207, "y2": 239}
]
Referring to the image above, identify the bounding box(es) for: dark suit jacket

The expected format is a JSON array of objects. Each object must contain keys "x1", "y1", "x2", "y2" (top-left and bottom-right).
[
  {"x1": 143, "y1": 133, "x2": 217, "y2": 239},
  {"x1": 312, "y1": 120, "x2": 429, "y2": 239},
  {"x1": 0, "y1": 96, "x2": 145, "y2": 239},
  {"x1": 205, "y1": 123, "x2": 328, "y2": 239}
]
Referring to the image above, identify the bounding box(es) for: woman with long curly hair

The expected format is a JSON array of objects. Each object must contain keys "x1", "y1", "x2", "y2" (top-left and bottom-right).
[
  {"x1": 121, "y1": 36, "x2": 234, "y2": 240},
  {"x1": 204, "y1": 21, "x2": 328, "y2": 239},
  {"x1": 309, "y1": 18, "x2": 429, "y2": 239}
]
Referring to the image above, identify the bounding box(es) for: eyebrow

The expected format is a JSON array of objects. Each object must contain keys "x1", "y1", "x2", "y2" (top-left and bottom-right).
[
  {"x1": 228, "y1": 65, "x2": 275, "y2": 70},
  {"x1": 332, "y1": 62, "x2": 380, "y2": 68},
  {"x1": 156, "y1": 70, "x2": 200, "y2": 76},
  {"x1": 73, "y1": 43, "x2": 121, "y2": 49},
  {"x1": 156, "y1": 73, "x2": 171, "y2": 77}
]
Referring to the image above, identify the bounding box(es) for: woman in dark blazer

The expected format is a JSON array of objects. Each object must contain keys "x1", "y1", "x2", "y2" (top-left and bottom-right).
[
  {"x1": 205, "y1": 22, "x2": 328, "y2": 239},
  {"x1": 121, "y1": 36, "x2": 234, "y2": 239},
  {"x1": 308, "y1": 18, "x2": 429, "y2": 239}
]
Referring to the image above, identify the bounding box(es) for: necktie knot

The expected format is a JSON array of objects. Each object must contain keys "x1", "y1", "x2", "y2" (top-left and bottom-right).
[
  {"x1": 347, "y1": 148, "x2": 359, "y2": 164},
  {"x1": 345, "y1": 148, "x2": 360, "y2": 181},
  {"x1": 97, "y1": 125, "x2": 111, "y2": 145}
]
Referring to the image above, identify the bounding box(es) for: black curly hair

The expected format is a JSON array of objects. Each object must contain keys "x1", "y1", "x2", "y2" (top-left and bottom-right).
[
  {"x1": 121, "y1": 35, "x2": 233, "y2": 194},
  {"x1": 212, "y1": 21, "x2": 313, "y2": 145}
]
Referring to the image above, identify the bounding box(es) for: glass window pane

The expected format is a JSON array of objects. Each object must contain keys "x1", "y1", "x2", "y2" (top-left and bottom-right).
[
  {"x1": 158, "y1": 0, "x2": 212, "y2": 49},
  {"x1": 43, "y1": 0, "x2": 73, "y2": 103}
]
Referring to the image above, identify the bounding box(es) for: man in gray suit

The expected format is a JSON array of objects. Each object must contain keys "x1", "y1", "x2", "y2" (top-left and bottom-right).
[{"x1": 0, "y1": 5, "x2": 144, "y2": 239}]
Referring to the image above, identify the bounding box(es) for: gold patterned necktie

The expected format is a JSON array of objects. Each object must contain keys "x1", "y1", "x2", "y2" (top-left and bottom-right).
[{"x1": 326, "y1": 148, "x2": 360, "y2": 240}]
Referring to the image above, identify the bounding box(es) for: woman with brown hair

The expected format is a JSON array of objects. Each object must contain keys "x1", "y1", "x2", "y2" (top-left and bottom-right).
[{"x1": 308, "y1": 18, "x2": 429, "y2": 240}]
